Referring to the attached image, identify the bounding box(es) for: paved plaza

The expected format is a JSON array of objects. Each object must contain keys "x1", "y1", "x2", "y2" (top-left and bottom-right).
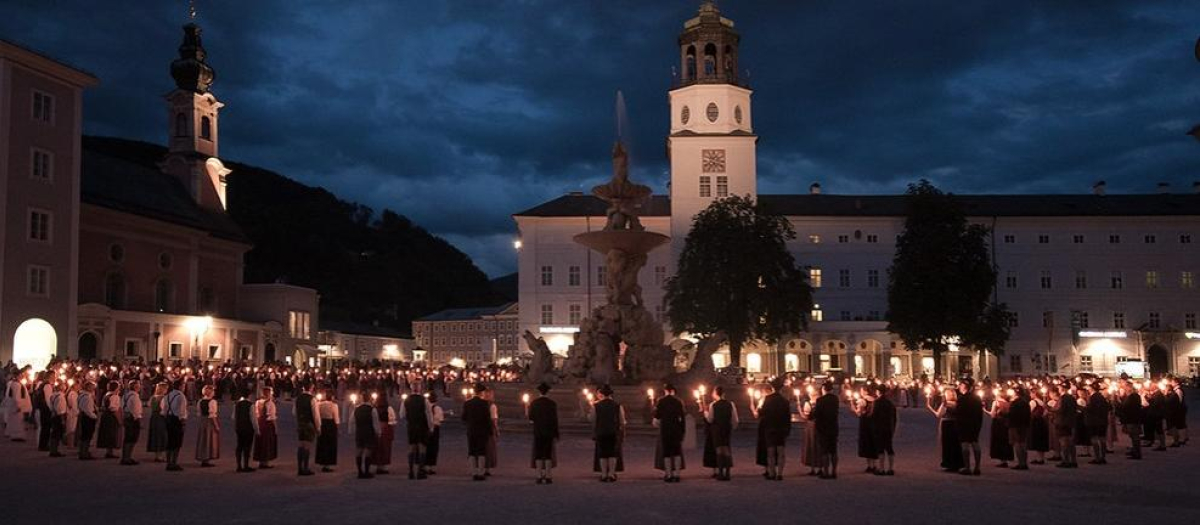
[{"x1": 1, "y1": 392, "x2": 1198, "y2": 524}]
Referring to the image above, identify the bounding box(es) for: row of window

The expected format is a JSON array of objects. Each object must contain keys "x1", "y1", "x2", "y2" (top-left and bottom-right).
[
  {"x1": 420, "y1": 320, "x2": 516, "y2": 333},
  {"x1": 539, "y1": 265, "x2": 669, "y2": 287},
  {"x1": 808, "y1": 233, "x2": 881, "y2": 244},
  {"x1": 698, "y1": 175, "x2": 729, "y2": 198},
  {"x1": 538, "y1": 303, "x2": 666, "y2": 325},
  {"x1": 1002, "y1": 233, "x2": 1192, "y2": 245},
  {"x1": 419, "y1": 333, "x2": 519, "y2": 348},
  {"x1": 1007, "y1": 355, "x2": 1200, "y2": 375},
  {"x1": 1005, "y1": 270, "x2": 1194, "y2": 290},
  {"x1": 1008, "y1": 310, "x2": 1197, "y2": 330},
  {"x1": 102, "y1": 273, "x2": 214, "y2": 314},
  {"x1": 806, "y1": 268, "x2": 882, "y2": 288}
]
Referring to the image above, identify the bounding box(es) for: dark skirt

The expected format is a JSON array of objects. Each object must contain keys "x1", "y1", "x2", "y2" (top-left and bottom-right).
[
  {"x1": 939, "y1": 418, "x2": 964, "y2": 470},
  {"x1": 374, "y1": 425, "x2": 394, "y2": 466},
  {"x1": 467, "y1": 433, "x2": 489, "y2": 457},
  {"x1": 123, "y1": 417, "x2": 140, "y2": 446},
  {"x1": 702, "y1": 422, "x2": 719, "y2": 468},
  {"x1": 989, "y1": 417, "x2": 1013, "y2": 461},
  {"x1": 96, "y1": 412, "x2": 120, "y2": 449},
  {"x1": 79, "y1": 415, "x2": 97, "y2": 443},
  {"x1": 957, "y1": 418, "x2": 982, "y2": 443},
  {"x1": 873, "y1": 423, "x2": 895, "y2": 456},
  {"x1": 592, "y1": 433, "x2": 625, "y2": 472},
  {"x1": 858, "y1": 416, "x2": 878, "y2": 459},
  {"x1": 315, "y1": 419, "x2": 338, "y2": 466},
  {"x1": 485, "y1": 431, "x2": 498, "y2": 468},
  {"x1": 426, "y1": 426, "x2": 441, "y2": 466},
  {"x1": 146, "y1": 413, "x2": 168, "y2": 452},
  {"x1": 254, "y1": 420, "x2": 278, "y2": 461},
  {"x1": 1029, "y1": 417, "x2": 1051, "y2": 452},
  {"x1": 164, "y1": 415, "x2": 184, "y2": 450},
  {"x1": 802, "y1": 422, "x2": 822, "y2": 467},
  {"x1": 654, "y1": 434, "x2": 686, "y2": 471},
  {"x1": 1074, "y1": 418, "x2": 1091, "y2": 446}
]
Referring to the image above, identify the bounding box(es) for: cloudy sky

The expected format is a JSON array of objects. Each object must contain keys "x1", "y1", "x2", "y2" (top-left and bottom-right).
[{"x1": 4, "y1": 1, "x2": 1199, "y2": 276}]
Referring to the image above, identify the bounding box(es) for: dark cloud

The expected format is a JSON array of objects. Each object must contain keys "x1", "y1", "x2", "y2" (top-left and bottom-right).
[{"x1": 3, "y1": 0, "x2": 1198, "y2": 276}]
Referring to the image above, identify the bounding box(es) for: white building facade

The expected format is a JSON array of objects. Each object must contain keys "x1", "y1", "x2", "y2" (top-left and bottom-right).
[{"x1": 514, "y1": 2, "x2": 1200, "y2": 379}]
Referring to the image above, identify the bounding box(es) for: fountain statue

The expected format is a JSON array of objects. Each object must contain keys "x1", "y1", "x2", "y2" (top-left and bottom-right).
[{"x1": 566, "y1": 140, "x2": 675, "y2": 384}]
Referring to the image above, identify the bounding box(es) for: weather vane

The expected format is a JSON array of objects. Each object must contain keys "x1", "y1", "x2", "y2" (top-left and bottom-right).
[{"x1": 188, "y1": 0, "x2": 197, "y2": 20}]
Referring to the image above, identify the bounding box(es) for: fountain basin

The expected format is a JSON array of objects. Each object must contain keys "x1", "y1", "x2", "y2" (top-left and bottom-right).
[{"x1": 574, "y1": 230, "x2": 670, "y2": 255}]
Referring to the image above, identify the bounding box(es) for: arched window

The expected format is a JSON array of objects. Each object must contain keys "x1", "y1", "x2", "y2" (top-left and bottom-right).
[
  {"x1": 104, "y1": 273, "x2": 126, "y2": 310},
  {"x1": 200, "y1": 116, "x2": 212, "y2": 140},
  {"x1": 685, "y1": 45, "x2": 697, "y2": 81},
  {"x1": 723, "y1": 45, "x2": 736, "y2": 76},
  {"x1": 703, "y1": 43, "x2": 717, "y2": 76},
  {"x1": 175, "y1": 113, "x2": 188, "y2": 137},
  {"x1": 154, "y1": 279, "x2": 173, "y2": 313}
]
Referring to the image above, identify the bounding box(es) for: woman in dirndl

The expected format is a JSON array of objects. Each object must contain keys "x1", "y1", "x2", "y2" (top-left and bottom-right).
[
  {"x1": 253, "y1": 386, "x2": 278, "y2": 469},
  {"x1": 372, "y1": 392, "x2": 396, "y2": 475},
  {"x1": 195, "y1": 385, "x2": 220, "y2": 467},
  {"x1": 95, "y1": 380, "x2": 123, "y2": 459},
  {"x1": 315, "y1": 388, "x2": 340, "y2": 472},
  {"x1": 146, "y1": 382, "x2": 169, "y2": 462}
]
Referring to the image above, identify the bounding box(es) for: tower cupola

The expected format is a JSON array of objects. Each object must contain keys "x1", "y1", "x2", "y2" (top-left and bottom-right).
[
  {"x1": 676, "y1": 1, "x2": 744, "y2": 88},
  {"x1": 170, "y1": 23, "x2": 215, "y2": 94}
]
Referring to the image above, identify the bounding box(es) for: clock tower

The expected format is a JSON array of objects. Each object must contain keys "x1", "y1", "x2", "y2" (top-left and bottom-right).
[
  {"x1": 160, "y1": 20, "x2": 231, "y2": 212},
  {"x1": 668, "y1": 1, "x2": 757, "y2": 250}
]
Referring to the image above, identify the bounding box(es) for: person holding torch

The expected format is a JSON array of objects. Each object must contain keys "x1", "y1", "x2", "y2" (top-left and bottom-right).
[{"x1": 527, "y1": 382, "x2": 559, "y2": 484}]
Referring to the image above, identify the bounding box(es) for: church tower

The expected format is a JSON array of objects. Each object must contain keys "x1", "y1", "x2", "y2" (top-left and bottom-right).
[
  {"x1": 161, "y1": 19, "x2": 230, "y2": 212},
  {"x1": 668, "y1": 1, "x2": 757, "y2": 249}
]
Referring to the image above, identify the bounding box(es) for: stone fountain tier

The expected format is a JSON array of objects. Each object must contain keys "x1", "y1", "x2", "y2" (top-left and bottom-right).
[{"x1": 573, "y1": 229, "x2": 669, "y2": 255}]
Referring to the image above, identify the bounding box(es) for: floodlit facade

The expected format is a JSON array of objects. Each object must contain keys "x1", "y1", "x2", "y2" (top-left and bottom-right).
[
  {"x1": 412, "y1": 303, "x2": 519, "y2": 367},
  {"x1": 0, "y1": 39, "x2": 97, "y2": 368},
  {"x1": 514, "y1": 2, "x2": 1200, "y2": 379}
]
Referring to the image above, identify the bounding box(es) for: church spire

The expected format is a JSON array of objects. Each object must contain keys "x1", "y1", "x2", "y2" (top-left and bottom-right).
[{"x1": 170, "y1": 20, "x2": 215, "y2": 93}]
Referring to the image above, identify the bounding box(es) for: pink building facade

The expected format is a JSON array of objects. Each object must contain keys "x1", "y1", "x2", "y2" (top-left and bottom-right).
[{"x1": 0, "y1": 39, "x2": 97, "y2": 368}]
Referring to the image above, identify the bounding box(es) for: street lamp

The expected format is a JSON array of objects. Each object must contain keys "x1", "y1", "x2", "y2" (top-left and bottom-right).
[{"x1": 186, "y1": 315, "x2": 212, "y2": 359}]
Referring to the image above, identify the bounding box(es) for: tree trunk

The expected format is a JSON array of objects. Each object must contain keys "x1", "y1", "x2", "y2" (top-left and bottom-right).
[{"x1": 933, "y1": 348, "x2": 944, "y2": 379}]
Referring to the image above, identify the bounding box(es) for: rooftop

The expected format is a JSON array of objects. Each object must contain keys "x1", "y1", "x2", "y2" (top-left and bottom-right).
[
  {"x1": 415, "y1": 302, "x2": 518, "y2": 322},
  {"x1": 514, "y1": 192, "x2": 1200, "y2": 218}
]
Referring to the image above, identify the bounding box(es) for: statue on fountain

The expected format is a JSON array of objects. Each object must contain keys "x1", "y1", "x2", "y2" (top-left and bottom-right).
[{"x1": 593, "y1": 142, "x2": 651, "y2": 232}]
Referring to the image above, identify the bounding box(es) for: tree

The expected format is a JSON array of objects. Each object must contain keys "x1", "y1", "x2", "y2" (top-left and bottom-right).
[
  {"x1": 664, "y1": 195, "x2": 813, "y2": 371},
  {"x1": 887, "y1": 180, "x2": 1011, "y2": 378}
]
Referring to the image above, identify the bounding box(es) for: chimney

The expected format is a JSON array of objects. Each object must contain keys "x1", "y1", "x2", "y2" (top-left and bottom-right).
[
  {"x1": 1157, "y1": 182, "x2": 1171, "y2": 194},
  {"x1": 1092, "y1": 181, "x2": 1106, "y2": 196},
  {"x1": 809, "y1": 182, "x2": 822, "y2": 195}
]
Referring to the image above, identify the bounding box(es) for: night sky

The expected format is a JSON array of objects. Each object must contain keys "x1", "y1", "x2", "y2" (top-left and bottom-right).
[{"x1": 4, "y1": 1, "x2": 1199, "y2": 277}]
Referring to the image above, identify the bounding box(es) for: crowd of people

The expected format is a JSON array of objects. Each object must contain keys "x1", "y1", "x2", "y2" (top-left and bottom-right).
[{"x1": 0, "y1": 358, "x2": 1191, "y2": 485}]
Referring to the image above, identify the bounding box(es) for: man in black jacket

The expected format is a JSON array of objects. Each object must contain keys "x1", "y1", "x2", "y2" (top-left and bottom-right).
[
  {"x1": 813, "y1": 382, "x2": 840, "y2": 480},
  {"x1": 653, "y1": 384, "x2": 686, "y2": 483},
  {"x1": 527, "y1": 382, "x2": 559, "y2": 484},
  {"x1": 1084, "y1": 384, "x2": 1111, "y2": 465},
  {"x1": 1118, "y1": 379, "x2": 1144, "y2": 460},
  {"x1": 462, "y1": 383, "x2": 493, "y2": 481},
  {"x1": 1008, "y1": 388, "x2": 1032, "y2": 470},
  {"x1": 956, "y1": 379, "x2": 984, "y2": 475},
  {"x1": 756, "y1": 380, "x2": 792, "y2": 480}
]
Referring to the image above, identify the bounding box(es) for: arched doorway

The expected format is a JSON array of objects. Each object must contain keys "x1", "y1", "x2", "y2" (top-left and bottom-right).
[
  {"x1": 264, "y1": 343, "x2": 276, "y2": 363},
  {"x1": 79, "y1": 332, "x2": 99, "y2": 361},
  {"x1": 13, "y1": 318, "x2": 57, "y2": 372},
  {"x1": 1147, "y1": 344, "x2": 1171, "y2": 377}
]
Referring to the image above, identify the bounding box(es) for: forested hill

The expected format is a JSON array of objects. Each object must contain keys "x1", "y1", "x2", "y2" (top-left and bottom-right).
[{"x1": 82, "y1": 135, "x2": 503, "y2": 332}]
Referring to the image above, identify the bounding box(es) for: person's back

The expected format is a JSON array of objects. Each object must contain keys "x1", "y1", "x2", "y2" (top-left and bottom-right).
[
  {"x1": 814, "y1": 393, "x2": 839, "y2": 437},
  {"x1": 1120, "y1": 392, "x2": 1143, "y2": 425},
  {"x1": 593, "y1": 398, "x2": 620, "y2": 438},
  {"x1": 462, "y1": 397, "x2": 491, "y2": 437},
  {"x1": 655, "y1": 396, "x2": 685, "y2": 436},
  {"x1": 1058, "y1": 395, "x2": 1078, "y2": 427},
  {"x1": 1009, "y1": 397, "x2": 1031, "y2": 429},
  {"x1": 872, "y1": 395, "x2": 897, "y2": 432},
  {"x1": 529, "y1": 396, "x2": 559, "y2": 439},
  {"x1": 1085, "y1": 392, "x2": 1109, "y2": 427}
]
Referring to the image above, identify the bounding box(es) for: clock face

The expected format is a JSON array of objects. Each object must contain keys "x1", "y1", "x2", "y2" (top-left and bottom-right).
[
  {"x1": 734, "y1": 105, "x2": 743, "y2": 124},
  {"x1": 702, "y1": 149, "x2": 726, "y2": 173},
  {"x1": 681, "y1": 106, "x2": 690, "y2": 124},
  {"x1": 706, "y1": 102, "x2": 719, "y2": 122}
]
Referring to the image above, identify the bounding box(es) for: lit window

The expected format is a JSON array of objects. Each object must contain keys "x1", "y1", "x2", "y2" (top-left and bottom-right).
[
  {"x1": 809, "y1": 235, "x2": 821, "y2": 244},
  {"x1": 540, "y1": 266, "x2": 553, "y2": 286},
  {"x1": 1080, "y1": 355, "x2": 1093, "y2": 373},
  {"x1": 810, "y1": 304, "x2": 823, "y2": 322},
  {"x1": 568, "y1": 266, "x2": 581, "y2": 287},
  {"x1": 27, "y1": 266, "x2": 49, "y2": 297},
  {"x1": 32, "y1": 91, "x2": 54, "y2": 123},
  {"x1": 1146, "y1": 271, "x2": 1159, "y2": 289},
  {"x1": 31, "y1": 149, "x2": 53, "y2": 180},
  {"x1": 808, "y1": 268, "x2": 822, "y2": 288},
  {"x1": 540, "y1": 304, "x2": 553, "y2": 325},
  {"x1": 288, "y1": 311, "x2": 311, "y2": 339},
  {"x1": 28, "y1": 210, "x2": 51, "y2": 242}
]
